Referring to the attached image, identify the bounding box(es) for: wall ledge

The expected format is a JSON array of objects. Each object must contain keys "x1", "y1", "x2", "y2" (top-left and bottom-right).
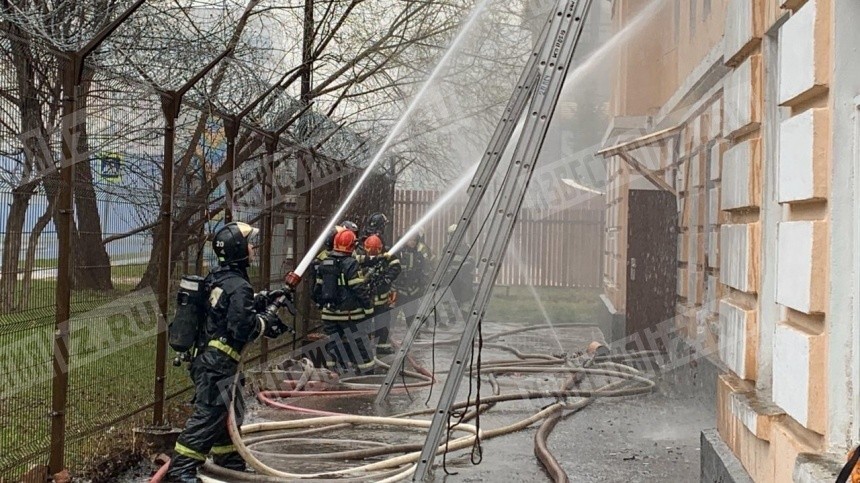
[
  {"x1": 792, "y1": 452, "x2": 843, "y2": 483},
  {"x1": 700, "y1": 428, "x2": 755, "y2": 483}
]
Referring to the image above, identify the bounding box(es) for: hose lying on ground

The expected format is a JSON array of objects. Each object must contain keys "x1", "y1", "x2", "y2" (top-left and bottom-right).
[
  {"x1": 204, "y1": 324, "x2": 659, "y2": 482},
  {"x1": 231, "y1": 375, "x2": 653, "y2": 480}
]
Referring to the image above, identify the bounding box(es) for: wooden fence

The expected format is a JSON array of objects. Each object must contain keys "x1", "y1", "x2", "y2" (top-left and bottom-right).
[{"x1": 391, "y1": 189, "x2": 604, "y2": 288}]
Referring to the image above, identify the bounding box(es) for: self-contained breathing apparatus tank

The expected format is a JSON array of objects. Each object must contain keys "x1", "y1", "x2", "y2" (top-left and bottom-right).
[
  {"x1": 314, "y1": 258, "x2": 344, "y2": 309},
  {"x1": 168, "y1": 275, "x2": 208, "y2": 365}
]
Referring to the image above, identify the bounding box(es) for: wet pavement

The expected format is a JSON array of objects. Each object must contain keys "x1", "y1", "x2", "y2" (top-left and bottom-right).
[{"x1": 116, "y1": 319, "x2": 713, "y2": 482}]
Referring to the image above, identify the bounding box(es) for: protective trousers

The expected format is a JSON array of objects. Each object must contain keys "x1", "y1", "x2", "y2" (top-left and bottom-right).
[
  {"x1": 168, "y1": 348, "x2": 246, "y2": 480},
  {"x1": 322, "y1": 320, "x2": 375, "y2": 372},
  {"x1": 372, "y1": 305, "x2": 392, "y2": 349},
  {"x1": 395, "y1": 289, "x2": 423, "y2": 327}
]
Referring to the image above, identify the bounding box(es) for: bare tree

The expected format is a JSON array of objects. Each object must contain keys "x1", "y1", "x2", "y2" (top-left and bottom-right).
[{"x1": 0, "y1": 0, "x2": 544, "y2": 305}]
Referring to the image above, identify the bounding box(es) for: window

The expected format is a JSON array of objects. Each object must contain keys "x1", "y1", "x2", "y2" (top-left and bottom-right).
[{"x1": 704, "y1": 0, "x2": 711, "y2": 19}]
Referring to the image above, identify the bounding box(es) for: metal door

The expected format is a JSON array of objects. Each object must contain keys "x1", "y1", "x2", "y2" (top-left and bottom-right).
[{"x1": 625, "y1": 189, "x2": 677, "y2": 351}]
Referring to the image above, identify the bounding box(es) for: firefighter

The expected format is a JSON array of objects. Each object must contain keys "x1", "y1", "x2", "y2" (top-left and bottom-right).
[
  {"x1": 167, "y1": 222, "x2": 291, "y2": 482},
  {"x1": 316, "y1": 222, "x2": 358, "y2": 266},
  {"x1": 440, "y1": 223, "x2": 475, "y2": 325},
  {"x1": 356, "y1": 234, "x2": 401, "y2": 355},
  {"x1": 393, "y1": 231, "x2": 433, "y2": 322},
  {"x1": 414, "y1": 227, "x2": 435, "y2": 266},
  {"x1": 340, "y1": 220, "x2": 359, "y2": 234},
  {"x1": 359, "y1": 212, "x2": 389, "y2": 246},
  {"x1": 312, "y1": 229, "x2": 378, "y2": 374}
]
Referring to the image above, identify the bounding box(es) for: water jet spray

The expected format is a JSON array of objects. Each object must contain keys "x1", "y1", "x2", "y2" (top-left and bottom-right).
[
  {"x1": 388, "y1": 163, "x2": 479, "y2": 255},
  {"x1": 284, "y1": 0, "x2": 492, "y2": 287}
]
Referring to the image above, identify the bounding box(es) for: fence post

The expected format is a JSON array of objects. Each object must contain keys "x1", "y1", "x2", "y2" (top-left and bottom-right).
[
  {"x1": 153, "y1": 93, "x2": 179, "y2": 426},
  {"x1": 223, "y1": 117, "x2": 239, "y2": 223},
  {"x1": 49, "y1": 52, "x2": 78, "y2": 477},
  {"x1": 259, "y1": 136, "x2": 276, "y2": 365}
]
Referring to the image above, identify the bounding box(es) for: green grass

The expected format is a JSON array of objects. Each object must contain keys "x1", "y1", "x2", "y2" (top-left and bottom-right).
[
  {"x1": 0, "y1": 262, "x2": 280, "y2": 479},
  {"x1": 32, "y1": 253, "x2": 148, "y2": 269},
  {"x1": 486, "y1": 286, "x2": 603, "y2": 325},
  {"x1": 0, "y1": 278, "x2": 602, "y2": 479},
  {"x1": 0, "y1": 268, "x2": 183, "y2": 478}
]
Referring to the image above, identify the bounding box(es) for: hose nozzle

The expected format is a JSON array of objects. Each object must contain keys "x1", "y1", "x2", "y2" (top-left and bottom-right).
[{"x1": 285, "y1": 271, "x2": 301, "y2": 288}]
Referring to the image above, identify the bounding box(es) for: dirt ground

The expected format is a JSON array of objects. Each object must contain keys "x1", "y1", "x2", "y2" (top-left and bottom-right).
[{"x1": 113, "y1": 320, "x2": 714, "y2": 482}]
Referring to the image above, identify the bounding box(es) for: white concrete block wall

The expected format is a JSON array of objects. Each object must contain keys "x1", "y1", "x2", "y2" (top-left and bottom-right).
[
  {"x1": 709, "y1": 187, "x2": 720, "y2": 227},
  {"x1": 724, "y1": 0, "x2": 756, "y2": 64},
  {"x1": 778, "y1": 109, "x2": 828, "y2": 202},
  {"x1": 710, "y1": 142, "x2": 723, "y2": 181},
  {"x1": 778, "y1": 0, "x2": 819, "y2": 104},
  {"x1": 773, "y1": 323, "x2": 811, "y2": 427},
  {"x1": 720, "y1": 300, "x2": 756, "y2": 379},
  {"x1": 776, "y1": 221, "x2": 826, "y2": 314},
  {"x1": 710, "y1": 101, "x2": 722, "y2": 140},
  {"x1": 707, "y1": 275, "x2": 720, "y2": 314},
  {"x1": 722, "y1": 140, "x2": 758, "y2": 210},
  {"x1": 724, "y1": 56, "x2": 758, "y2": 137},
  {"x1": 692, "y1": 153, "x2": 703, "y2": 187},
  {"x1": 690, "y1": 192, "x2": 701, "y2": 234},
  {"x1": 709, "y1": 229, "x2": 720, "y2": 269},
  {"x1": 691, "y1": 119, "x2": 701, "y2": 151},
  {"x1": 720, "y1": 223, "x2": 757, "y2": 292}
]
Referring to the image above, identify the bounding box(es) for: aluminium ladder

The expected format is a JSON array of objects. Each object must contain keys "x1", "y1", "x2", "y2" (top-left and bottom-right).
[{"x1": 375, "y1": 0, "x2": 595, "y2": 479}]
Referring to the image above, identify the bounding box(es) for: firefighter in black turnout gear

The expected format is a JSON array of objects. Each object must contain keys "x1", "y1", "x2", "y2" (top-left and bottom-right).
[
  {"x1": 312, "y1": 229, "x2": 378, "y2": 374},
  {"x1": 356, "y1": 234, "x2": 401, "y2": 355},
  {"x1": 359, "y1": 212, "x2": 389, "y2": 245},
  {"x1": 440, "y1": 223, "x2": 476, "y2": 324},
  {"x1": 393, "y1": 231, "x2": 433, "y2": 321},
  {"x1": 167, "y1": 222, "x2": 291, "y2": 482}
]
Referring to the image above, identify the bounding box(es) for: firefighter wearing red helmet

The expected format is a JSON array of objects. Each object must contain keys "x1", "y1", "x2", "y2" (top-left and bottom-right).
[
  {"x1": 311, "y1": 229, "x2": 376, "y2": 374},
  {"x1": 356, "y1": 234, "x2": 401, "y2": 355}
]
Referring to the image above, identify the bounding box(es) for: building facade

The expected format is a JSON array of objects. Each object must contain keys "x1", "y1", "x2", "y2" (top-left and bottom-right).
[{"x1": 600, "y1": 0, "x2": 860, "y2": 480}]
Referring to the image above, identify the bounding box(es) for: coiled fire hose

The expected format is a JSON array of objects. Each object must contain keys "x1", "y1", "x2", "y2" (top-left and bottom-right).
[{"x1": 149, "y1": 320, "x2": 661, "y2": 482}]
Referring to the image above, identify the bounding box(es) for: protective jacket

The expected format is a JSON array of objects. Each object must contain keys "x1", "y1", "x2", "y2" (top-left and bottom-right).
[
  {"x1": 313, "y1": 251, "x2": 374, "y2": 322},
  {"x1": 394, "y1": 243, "x2": 432, "y2": 297},
  {"x1": 356, "y1": 252, "x2": 401, "y2": 309},
  {"x1": 168, "y1": 265, "x2": 256, "y2": 480},
  {"x1": 446, "y1": 245, "x2": 476, "y2": 305},
  {"x1": 201, "y1": 265, "x2": 259, "y2": 359}
]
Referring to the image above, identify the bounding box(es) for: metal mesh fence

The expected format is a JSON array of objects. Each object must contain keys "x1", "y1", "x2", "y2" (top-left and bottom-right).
[
  {"x1": 0, "y1": 0, "x2": 479, "y2": 477},
  {"x1": 0, "y1": 35, "x2": 66, "y2": 477},
  {"x1": 0, "y1": 37, "x2": 355, "y2": 480},
  {"x1": 59, "y1": 66, "x2": 165, "y2": 469}
]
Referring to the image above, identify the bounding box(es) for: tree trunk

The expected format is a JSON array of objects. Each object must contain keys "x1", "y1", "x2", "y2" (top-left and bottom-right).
[
  {"x1": 70, "y1": 70, "x2": 114, "y2": 291},
  {"x1": 20, "y1": 197, "x2": 55, "y2": 309},
  {"x1": 135, "y1": 219, "x2": 195, "y2": 291},
  {"x1": 0, "y1": 25, "x2": 45, "y2": 311},
  {"x1": 0, "y1": 190, "x2": 34, "y2": 311}
]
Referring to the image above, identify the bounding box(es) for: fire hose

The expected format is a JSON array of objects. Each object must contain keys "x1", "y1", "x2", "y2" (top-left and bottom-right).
[
  {"x1": 222, "y1": 355, "x2": 654, "y2": 481},
  {"x1": 152, "y1": 320, "x2": 660, "y2": 482}
]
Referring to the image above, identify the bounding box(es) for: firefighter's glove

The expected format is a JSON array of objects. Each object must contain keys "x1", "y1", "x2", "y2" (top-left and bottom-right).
[
  {"x1": 258, "y1": 311, "x2": 291, "y2": 339},
  {"x1": 368, "y1": 268, "x2": 389, "y2": 287},
  {"x1": 254, "y1": 289, "x2": 288, "y2": 311}
]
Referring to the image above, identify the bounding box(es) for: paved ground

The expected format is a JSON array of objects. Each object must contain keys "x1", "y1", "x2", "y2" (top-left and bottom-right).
[
  {"x1": 447, "y1": 386, "x2": 711, "y2": 482},
  {"x1": 114, "y1": 321, "x2": 714, "y2": 482}
]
